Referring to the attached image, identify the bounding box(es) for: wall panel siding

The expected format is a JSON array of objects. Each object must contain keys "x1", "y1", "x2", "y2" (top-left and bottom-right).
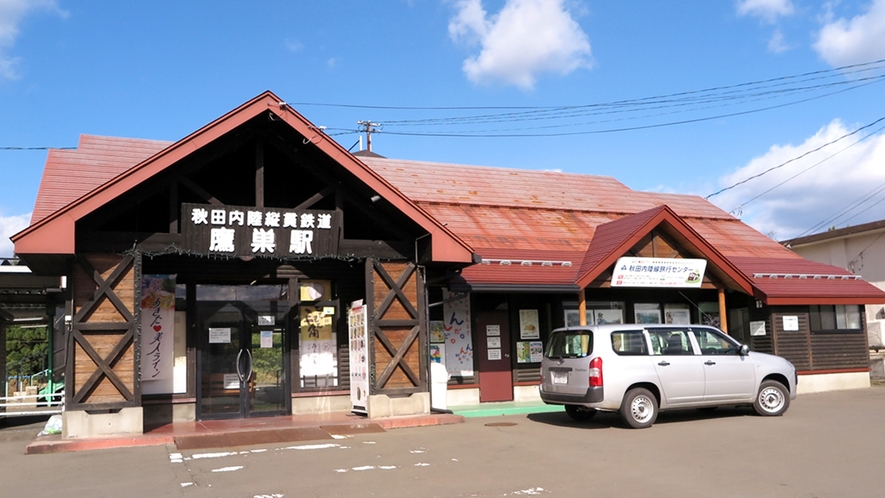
[{"x1": 68, "y1": 253, "x2": 139, "y2": 409}]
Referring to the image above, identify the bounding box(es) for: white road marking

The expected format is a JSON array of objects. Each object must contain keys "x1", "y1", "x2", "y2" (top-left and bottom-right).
[
  {"x1": 509, "y1": 488, "x2": 548, "y2": 495},
  {"x1": 211, "y1": 466, "x2": 244, "y2": 473}
]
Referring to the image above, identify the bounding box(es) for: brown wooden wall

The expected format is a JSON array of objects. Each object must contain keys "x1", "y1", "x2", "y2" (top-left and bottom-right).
[
  {"x1": 366, "y1": 259, "x2": 426, "y2": 395},
  {"x1": 769, "y1": 310, "x2": 868, "y2": 372},
  {"x1": 67, "y1": 253, "x2": 139, "y2": 409}
]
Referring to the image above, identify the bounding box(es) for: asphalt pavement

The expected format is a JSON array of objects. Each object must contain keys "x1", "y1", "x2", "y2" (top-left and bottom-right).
[{"x1": 3, "y1": 386, "x2": 885, "y2": 497}]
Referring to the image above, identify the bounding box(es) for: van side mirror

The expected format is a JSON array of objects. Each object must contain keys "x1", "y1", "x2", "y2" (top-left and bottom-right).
[{"x1": 740, "y1": 344, "x2": 749, "y2": 356}]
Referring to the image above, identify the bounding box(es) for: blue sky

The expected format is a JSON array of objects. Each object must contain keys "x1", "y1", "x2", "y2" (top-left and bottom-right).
[{"x1": 2, "y1": 0, "x2": 885, "y2": 257}]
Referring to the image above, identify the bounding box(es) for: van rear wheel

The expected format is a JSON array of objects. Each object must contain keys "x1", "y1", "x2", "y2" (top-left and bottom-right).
[
  {"x1": 565, "y1": 405, "x2": 597, "y2": 422},
  {"x1": 620, "y1": 388, "x2": 658, "y2": 429}
]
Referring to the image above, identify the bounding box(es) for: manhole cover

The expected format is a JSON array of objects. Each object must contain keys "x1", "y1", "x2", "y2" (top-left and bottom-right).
[{"x1": 484, "y1": 422, "x2": 517, "y2": 427}]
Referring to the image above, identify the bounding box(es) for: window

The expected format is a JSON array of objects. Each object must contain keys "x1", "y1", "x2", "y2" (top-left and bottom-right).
[
  {"x1": 612, "y1": 330, "x2": 648, "y2": 356},
  {"x1": 649, "y1": 329, "x2": 693, "y2": 355},
  {"x1": 546, "y1": 331, "x2": 592, "y2": 358},
  {"x1": 693, "y1": 328, "x2": 740, "y2": 355},
  {"x1": 810, "y1": 305, "x2": 862, "y2": 333}
]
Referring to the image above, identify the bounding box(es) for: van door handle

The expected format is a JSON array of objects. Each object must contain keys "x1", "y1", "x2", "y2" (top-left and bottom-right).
[
  {"x1": 704, "y1": 360, "x2": 716, "y2": 366},
  {"x1": 657, "y1": 361, "x2": 670, "y2": 366}
]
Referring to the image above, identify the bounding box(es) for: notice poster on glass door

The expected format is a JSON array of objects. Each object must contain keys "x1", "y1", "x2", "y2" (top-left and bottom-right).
[{"x1": 348, "y1": 300, "x2": 370, "y2": 414}]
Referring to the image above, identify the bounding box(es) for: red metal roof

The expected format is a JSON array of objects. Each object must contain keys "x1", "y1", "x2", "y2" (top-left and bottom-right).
[
  {"x1": 729, "y1": 256, "x2": 885, "y2": 304},
  {"x1": 32, "y1": 135, "x2": 171, "y2": 224},
  {"x1": 17, "y1": 99, "x2": 885, "y2": 304}
]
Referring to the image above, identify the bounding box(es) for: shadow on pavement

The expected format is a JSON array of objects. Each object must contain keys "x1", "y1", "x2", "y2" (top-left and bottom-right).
[{"x1": 527, "y1": 404, "x2": 757, "y2": 429}]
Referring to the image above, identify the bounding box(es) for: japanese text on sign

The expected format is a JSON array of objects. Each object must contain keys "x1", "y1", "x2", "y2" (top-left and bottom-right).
[
  {"x1": 182, "y1": 203, "x2": 339, "y2": 258},
  {"x1": 611, "y1": 257, "x2": 707, "y2": 288}
]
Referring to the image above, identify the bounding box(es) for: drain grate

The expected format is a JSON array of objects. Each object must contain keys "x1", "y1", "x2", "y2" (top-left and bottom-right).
[{"x1": 484, "y1": 422, "x2": 517, "y2": 427}]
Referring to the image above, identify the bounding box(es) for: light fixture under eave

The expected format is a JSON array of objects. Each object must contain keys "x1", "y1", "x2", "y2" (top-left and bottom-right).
[
  {"x1": 370, "y1": 194, "x2": 381, "y2": 203},
  {"x1": 520, "y1": 261, "x2": 532, "y2": 266}
]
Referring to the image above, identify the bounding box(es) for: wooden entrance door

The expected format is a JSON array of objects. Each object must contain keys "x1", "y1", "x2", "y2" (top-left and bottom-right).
[{"x1": 476, "y1": 311, "x2": 512, "y2": 402}]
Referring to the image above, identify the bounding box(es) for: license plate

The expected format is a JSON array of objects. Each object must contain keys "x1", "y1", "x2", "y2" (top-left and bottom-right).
[{"x1": 552, "y1": 371, "x2": 567, "y2": 384}]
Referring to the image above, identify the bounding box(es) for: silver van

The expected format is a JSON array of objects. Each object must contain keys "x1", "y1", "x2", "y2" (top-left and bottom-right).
[{"x1": 540, "y1": 324, "x2": 797, "y2": 428}]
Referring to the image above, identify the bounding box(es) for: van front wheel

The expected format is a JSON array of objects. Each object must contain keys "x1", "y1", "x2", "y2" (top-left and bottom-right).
[{"x1": 620, "y1": 388, "x2": 658, "y2": 429}]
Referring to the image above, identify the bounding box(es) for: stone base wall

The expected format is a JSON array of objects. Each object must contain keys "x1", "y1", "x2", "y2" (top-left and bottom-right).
[{"x1": 62, "y1": 407, "x2": 143, "y2": 439}]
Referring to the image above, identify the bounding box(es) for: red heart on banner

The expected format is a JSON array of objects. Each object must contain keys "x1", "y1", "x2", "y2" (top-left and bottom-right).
[{"x1": 153, "y1": 325, "x2": 162, "y2": 332}]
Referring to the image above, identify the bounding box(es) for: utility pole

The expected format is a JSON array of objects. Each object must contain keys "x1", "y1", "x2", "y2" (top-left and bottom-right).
[{"x1": 357, "y1": 120, "x2": 380, "y2": 152}]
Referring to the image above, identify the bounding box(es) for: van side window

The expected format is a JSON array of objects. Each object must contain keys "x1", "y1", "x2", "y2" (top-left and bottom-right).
[
  {"x1": 693, "y1": 328, "x2": 740, "y2": 355},
  {"x1": 612, "y1": 330, "x2": 647, "y2": 355},
  {"x1": 649, "y1": 329, "x2": 693, "y2": 355}
]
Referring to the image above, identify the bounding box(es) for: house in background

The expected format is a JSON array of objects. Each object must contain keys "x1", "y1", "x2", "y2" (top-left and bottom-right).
[
  {"x1": 783, "y1": 220, "x2": 885, "y2": 353},
  {"x1": 9, "y1": 91, "x2": 885, "y2": 439}
]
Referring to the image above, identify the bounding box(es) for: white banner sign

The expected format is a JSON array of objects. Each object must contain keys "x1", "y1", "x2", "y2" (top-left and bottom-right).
[
  {"x1": 348, "y1": 300, "x2": 370, "y2": 414},
  {"x1": 140, "y1": 274, "x2": 177, "y2": 381},
  {"x1": 443, "y1": 289, "x2": 474, "y2": 377},
  {"x1": 611, "y1": 257, "x2": 707, "y2": 288}
]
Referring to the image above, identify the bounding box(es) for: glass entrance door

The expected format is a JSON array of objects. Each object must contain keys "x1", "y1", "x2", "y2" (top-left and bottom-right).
[{"x1": 197, "y1": 285, "x2": 290, "y2": 420}]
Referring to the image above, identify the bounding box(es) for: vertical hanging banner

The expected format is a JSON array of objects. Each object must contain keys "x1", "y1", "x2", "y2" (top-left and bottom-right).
[
  {"x1": 140, "y1": 274, "x2": 176, "y2": 380},
  {"x1": 299, "y1": 307, "x2": 337, "y2": 383},
  {"x1": 442, "y1": 289, "x2": 473, "y2": 377},
  {"x1": 348, "y1": 300, "x2": 370, "y2": 414}
]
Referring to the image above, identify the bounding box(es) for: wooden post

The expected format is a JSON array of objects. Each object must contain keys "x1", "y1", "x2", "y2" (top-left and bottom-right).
[
  {"x1": 578, "y1": 290, "x2": 587, "y2": 326},
  {"x1": 718, "y1": 287, "x2": 728, "y2": 333}
]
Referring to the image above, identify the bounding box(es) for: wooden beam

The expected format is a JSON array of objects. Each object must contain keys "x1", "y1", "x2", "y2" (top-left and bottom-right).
[
  {"x1": 578, "y1": 290, "x2": 587, "y2": 326},
  {"x1": 719, "y1": 287, "x2": 729, "y2": 333}
]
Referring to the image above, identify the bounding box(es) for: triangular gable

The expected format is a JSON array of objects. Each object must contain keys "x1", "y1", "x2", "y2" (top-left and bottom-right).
[
  {"x1": 13, "y1": 91, "x2": 475, "y2": 264},
  {"x1": 574, "y1": 205, "x2": 754, "y2": 293}
]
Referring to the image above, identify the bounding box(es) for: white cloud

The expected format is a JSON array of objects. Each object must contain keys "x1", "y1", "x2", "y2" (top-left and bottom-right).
[
  {"x1": 0, "y1": 212, "x2": 30, "y2": 257},
  {"x1": 814, "y1": 0, "x2": 885, "y2": 67},
  {"x1": 448, "y1": 0, "x2": 592, "y2": 90},
  {"x1": 736, "y1": 0, "x2": 795, "y2": 23},
  {"x1": 0, "y1": 0, "x2": 66, "y2": 80},
  {"x1": 710, "y1": 120, "x2": 885, "y2": 240},
  {"x1": 767, "y1": 28, "x2": 790, "y2": 53}
]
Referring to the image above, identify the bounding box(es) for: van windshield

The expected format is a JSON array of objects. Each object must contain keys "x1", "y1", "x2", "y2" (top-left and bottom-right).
[{"x1": 545, "y1": 331, "x2": 592, "y2": 358}]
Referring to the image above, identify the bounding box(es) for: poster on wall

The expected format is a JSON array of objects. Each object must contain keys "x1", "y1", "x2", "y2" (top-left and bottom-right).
[
  {"x1": 517, "y1": 341, "x2": 545, "y2": 363},
  {"x1": 519, "y1": 309, "x2": 540, "y2": 339},
  {"x1": 594, "y1": 309, "x2": 623, "y2": 325},
  {"x1": 702, "y1": 312, "x2": 721, "y2": 328},
  {"x1": 430, "y1": 321, "x2": 446, "y2": 343},
  {"x1": 347, "y1": 300, "x2": 369, "y2": 414},
  {"x1": 442, "y1": 289, "x2": 473, "y2": 377},
  {"x1": 429, "y1": 343, "x2": 445, "y2": 363},
  {"x1": 664, "y1": 307, "x2": 691, "y2": 325},
  {"x1": 299, "y1": 307, "x2": 337, "y2": 385},
  {"x1": 140, "y1": 274, "x2": 176, "y2": 381},
  {"x1": 564, "y1": 310, "x2": 593, "y2": 327},
  {"x1": 635, "y1": 308, "x2": 662, "y2": 324}
]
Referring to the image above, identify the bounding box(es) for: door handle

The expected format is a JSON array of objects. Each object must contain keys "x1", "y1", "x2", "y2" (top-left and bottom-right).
[
  {"x1": 704, "y1": 360, "x2": 716, "y2": 366},
  {"x1": 244, "y1": 349, "x2": 253, "y2": 383},
  {"x1": 657, "y1": 361, "x2": 671, "y2": 366},
  {"x1": 236, "y1": 349, "x2": 245, "y2": 383}
]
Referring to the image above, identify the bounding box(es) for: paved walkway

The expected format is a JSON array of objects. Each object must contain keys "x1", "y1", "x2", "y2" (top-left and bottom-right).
[
  {"x1": 22, "y1": 399, "x2": 565, "y2": 454},
  {"x1": 25, "y1": 411, "x2": 464, "y2": 454}
]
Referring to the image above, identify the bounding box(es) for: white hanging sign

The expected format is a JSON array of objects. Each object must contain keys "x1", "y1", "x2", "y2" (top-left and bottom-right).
[{"x1": 611, "y1": 257, "x2": 707, "y2": 288}]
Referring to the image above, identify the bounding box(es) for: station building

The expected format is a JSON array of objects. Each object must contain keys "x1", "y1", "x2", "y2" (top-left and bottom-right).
[{"x1": 10, "y1": 91, "x2": 885, "y2": 437}]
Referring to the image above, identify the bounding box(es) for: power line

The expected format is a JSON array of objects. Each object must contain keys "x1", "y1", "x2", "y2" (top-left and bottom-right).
[
  {"x1": 1, "y1": 146, "x2": 76, "y2": 150},
  {"x1": 705, "y1": 115, "x2": 885, "y2": 200}
]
